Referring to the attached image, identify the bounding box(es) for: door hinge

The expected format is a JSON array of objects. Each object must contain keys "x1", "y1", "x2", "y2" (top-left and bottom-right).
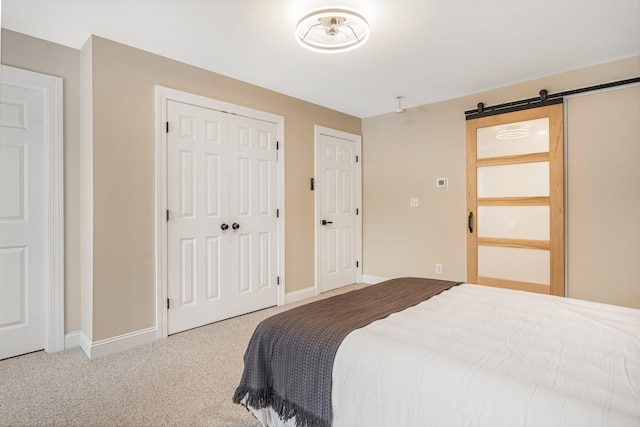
[
  {"x1": 310, "y1": 178, "x2": 315, "y2": 191},
  {"x1": 356, "y1": 261, "x2": 359, "y2": 268},
  {"x1": 166, "y1": 121, "x2": 169, "y2": 133},
  {"x1": 167, "y1": 298, "x2": 170, "y2": 309},
  {"x1": 356, "y1": 208, "x2": 359, "y2": 215},
  {"x1": 277, "y1": 276, "x2": 280, "y2": 285},
  {"x1": 166, "y1": 209, "x2": 170, "y2": 221},
  {"x1": 276, "y1": 141, "x2": 279, "y2": 150},
  {"x1": 276, "y1": 208, "x2": 280, "y2": 218},
  {"x1": 356, "y1": 155, "x2": 359, "y2": 163}
]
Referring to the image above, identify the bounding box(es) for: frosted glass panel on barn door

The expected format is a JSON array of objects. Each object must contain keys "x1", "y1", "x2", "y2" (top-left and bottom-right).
[{"x1": 466, "y1": 105, "x2": 564, "y2": 296}]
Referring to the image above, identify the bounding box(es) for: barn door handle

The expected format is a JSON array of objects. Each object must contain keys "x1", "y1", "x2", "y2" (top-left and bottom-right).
[
  {"x1": 322, "y1": 220, "x2": 333, "y2": 226},
  {"x1": 221, "y1": 223, "x2": 229, "y2": 231},
  {"x1": 232, "y1": 223, "x2": 240, "y2": 230},
  {"x1": 468, "y1": 212, "x2": 473, "y2": 234}
]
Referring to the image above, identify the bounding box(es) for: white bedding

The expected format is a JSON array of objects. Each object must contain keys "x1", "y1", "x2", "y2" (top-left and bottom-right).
[
  {"x1": 332, "y1": 284, "x2": 640, "y2": 426},
  {"x1": 249, "y1": 284, "x2": 640, "y2": 426}
]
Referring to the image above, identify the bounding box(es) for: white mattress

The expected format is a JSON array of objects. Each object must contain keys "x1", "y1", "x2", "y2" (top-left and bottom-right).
[{"x1": 332, "y1": 284, "x2": 640, "y2": 426}]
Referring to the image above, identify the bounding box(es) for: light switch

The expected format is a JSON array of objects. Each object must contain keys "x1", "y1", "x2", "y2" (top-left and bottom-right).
[{"x1": 410, "y1": 198, "x2": 419, "y2": 207}]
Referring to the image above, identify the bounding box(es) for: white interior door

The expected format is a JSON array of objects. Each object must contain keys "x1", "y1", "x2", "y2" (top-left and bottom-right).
[
  {"x1": 316, "y1": 126, "x2": 361, "y2": 293},
  {"x1": 0, "y1": 73, "x2": 46, "y2": 359},
  {"x1": 166, "y1": 100, "x2": 279, "y2": 334}
]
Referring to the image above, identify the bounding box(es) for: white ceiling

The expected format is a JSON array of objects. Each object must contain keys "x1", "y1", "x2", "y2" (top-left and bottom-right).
[{"x1": 2, "y1": 0, "x2": 639, "y2": 118}]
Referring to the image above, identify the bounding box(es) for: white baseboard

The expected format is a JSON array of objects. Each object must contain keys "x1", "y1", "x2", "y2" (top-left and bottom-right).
[
  {"x1": 79, "y1": 327, "x2": 157, "y2": 359},
  {"x1": 64, "y1": 331, "x2": 81, "y2": 349},
  {"x1": 285, "y1": 286, "x2": 317, "y2": 304},
  {"x1": 362, "y1": 274, "x2": 389, "y2": 285},
  {"x1": 79, "y1": 332, "x2": 92, "y2": 357}
]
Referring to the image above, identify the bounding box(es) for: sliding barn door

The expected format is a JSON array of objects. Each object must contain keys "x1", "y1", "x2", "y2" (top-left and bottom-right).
[{"x1": 466, "y1": 104, "x2": 564, "y2": 296}]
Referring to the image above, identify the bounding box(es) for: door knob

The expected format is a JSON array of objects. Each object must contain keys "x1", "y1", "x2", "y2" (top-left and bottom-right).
[
  {"x1": 322, "y1": 220, "x2": 333, "y2": 226},
  {"x1": 232, "y1": 223, "x2": 240, "y2": 230},
  {"x1": 221, "y1": 223, "x2": 229, "y2": 231}
]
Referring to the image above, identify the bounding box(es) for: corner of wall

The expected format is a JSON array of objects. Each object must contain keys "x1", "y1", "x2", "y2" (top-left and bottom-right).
[
  {"x1": 79, "y1": 36, "x2": 94, "y2": 341},
  {"x1": 362, "y1": 275, "x2": 389, "y2": 285},
  {"x1": 79, "y1": 327, "x2": 157, "y2": 359}
]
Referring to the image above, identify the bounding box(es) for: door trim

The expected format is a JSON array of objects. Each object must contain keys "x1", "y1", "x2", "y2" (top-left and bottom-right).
[
  {"x1": 314, "y1": 125, "x2": 362, "y2": 294},
  {"x1": 1, "y1": 65, "x2": 64, "y2": 353},
  {"x1": 154, "y1": 86, "x2": 285, "y2": 338}
]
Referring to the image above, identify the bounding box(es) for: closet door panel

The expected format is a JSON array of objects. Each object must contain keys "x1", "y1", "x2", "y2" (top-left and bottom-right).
[
  {"x1": 228, "y1": 115, "x2": 279, "y2": 314},
  {"x1": 167, "y1": 101, "x2": 230, "y2": 334}
]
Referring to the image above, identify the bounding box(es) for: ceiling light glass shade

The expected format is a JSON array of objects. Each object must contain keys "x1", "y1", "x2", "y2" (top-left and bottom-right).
[
  {"x1": 496, "y1": 128, "x2": 530, "y2": 140},
  {"x1": 295, "y1": 8, "x2": 370, "y2": 53}
]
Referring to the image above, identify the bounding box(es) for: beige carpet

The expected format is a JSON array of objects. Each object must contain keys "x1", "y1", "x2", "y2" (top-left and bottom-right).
[{"x1": 0, "y1": 285, "x2": 363, "y2": 427}]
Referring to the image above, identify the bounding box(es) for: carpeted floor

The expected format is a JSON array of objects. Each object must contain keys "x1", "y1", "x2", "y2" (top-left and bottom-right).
[{"x1": 0, "y1": 284, "x2": 363, "y2": 427}]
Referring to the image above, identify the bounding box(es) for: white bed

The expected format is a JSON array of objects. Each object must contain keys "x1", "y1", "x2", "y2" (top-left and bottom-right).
[{"x1": 245, "y1": 283, "x2": 640, "y2": 427}]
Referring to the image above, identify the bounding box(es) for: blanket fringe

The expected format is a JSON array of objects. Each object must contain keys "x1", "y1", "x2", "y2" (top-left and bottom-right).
[{"x1": 233, "y1": 387, "x2": 330, "y2": 427}]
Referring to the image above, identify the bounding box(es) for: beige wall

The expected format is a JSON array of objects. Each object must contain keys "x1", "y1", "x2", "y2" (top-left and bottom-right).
[
  {"x1": 362, "y1": 56, "x2": 640, "y2": 307},
  {"x1": 566, "y1": 85, "x2": 640, "y2": 309},
  {"x1": 86, "y1": 37, "x2": 360, "y2": 340},
  {"x1": 79, "y1": 37, "x2": 94, "y2": 339},
  {"x1": 84, "y1": 37, "x2": 361, "y2": 341},
  {"x1": 3, "y1": 27, "x2": 638, "y2": 341},
  {"x1": 1, "y1": 29, "x2": 82, "y2": 333},
  {"x1": 2, "y1": 31, "x2": 360, "y2": 340},
  {"x1": 362, "y1": 101, "x2": 467, "y2": 280}
]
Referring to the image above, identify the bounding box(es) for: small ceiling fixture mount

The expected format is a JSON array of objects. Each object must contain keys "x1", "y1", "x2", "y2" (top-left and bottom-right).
[
  {"x1": 395, "y1": 96, "x2": 406, "y2": 113},
  {"x1": 295, "y1": 7, "x2": 370, "y2": 53}
]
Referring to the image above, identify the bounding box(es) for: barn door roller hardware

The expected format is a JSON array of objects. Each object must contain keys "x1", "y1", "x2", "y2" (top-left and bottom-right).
[{"x1": 466, "y1": 76, "x2": 640, "y2": 120}]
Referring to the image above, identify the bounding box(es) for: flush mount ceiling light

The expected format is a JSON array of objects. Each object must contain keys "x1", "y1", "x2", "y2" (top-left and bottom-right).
[
  {"x1": 395, "y1": 96, "x2": 406, "y2": 113},
  {"x1": 496, "y1": 128, "x2": 530, "y2": 140},
  {"x1": 295, "y1": 7, "x2": 370, "y2": 53}
]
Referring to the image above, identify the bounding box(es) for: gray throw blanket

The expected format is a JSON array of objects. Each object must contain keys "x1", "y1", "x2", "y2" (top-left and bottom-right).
[{"x1": 233, "y1": 277, "x2": 461, "y2": 427}]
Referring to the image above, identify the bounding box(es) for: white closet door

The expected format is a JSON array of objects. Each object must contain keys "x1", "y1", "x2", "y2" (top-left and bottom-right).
[
  {"x1": 166, "y1": 101, "x2": 279, "y2": 334},
  {"x1": 227, "y1": 115, "x2": 279, "y2": 314},
  {"x1": 167, "y1": 100, "x2": 231, "y2": 334}
]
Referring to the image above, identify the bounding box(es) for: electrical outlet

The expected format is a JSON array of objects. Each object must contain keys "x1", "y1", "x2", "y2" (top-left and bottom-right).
[
  {"x1": 435, "y1": 263, "x2": 443, "y2": 274},
  {"x1": 409, "y1": 197, "x2": 419, "y2": 207}
]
